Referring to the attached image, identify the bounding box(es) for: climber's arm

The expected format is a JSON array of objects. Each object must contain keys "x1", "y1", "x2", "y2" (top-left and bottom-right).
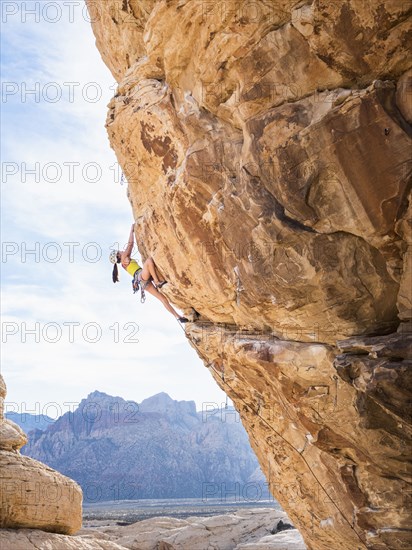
[{"x1": 123, "y1": 223, "x2": 135, "y2": 258}]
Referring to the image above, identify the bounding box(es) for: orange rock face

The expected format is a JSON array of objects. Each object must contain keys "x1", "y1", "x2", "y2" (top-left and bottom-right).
[{"x1": 86, "y1": 1, "x2": 411, "y2": 548}]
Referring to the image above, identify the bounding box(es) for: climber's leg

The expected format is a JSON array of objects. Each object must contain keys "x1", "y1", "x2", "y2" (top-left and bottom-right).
[
  {"x1": 141, "y1": 258, "x2": 165, "y2": 286},
  {"x1": 144, "y1": 283, "x2": 180, "y2": 318}
]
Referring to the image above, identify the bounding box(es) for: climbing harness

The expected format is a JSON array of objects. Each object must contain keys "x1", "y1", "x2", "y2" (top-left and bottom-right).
[{"x1": 132, "y1": 269, "x2": 149, "y2": 304}]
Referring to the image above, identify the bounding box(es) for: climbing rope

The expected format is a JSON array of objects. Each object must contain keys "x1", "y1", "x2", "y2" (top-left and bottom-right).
[{"x1": 175, "y1": 318, "x2": 367, "y2": 549}]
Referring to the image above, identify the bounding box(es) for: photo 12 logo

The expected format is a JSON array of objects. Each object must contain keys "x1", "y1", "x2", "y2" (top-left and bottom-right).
[
  {"x1": 4, "y1": 399, "x2": 141, "y2": 425},
  {"x1": 1, "y1": 240, "x2": 137, "y2": 264},
  {"x1": 1, "y1": 321, "x2": 140, "y2": 344},
  {"x1": 202, "y1": 481, "x2": 273, "y2": 503},
  {"x1": 1, "y1": 81, "x2": 108, "y2": 104},
  {"x1": 1, "y1": 1, "x2": 138, "y2": 25},
  {"x1": 1, "y1": 241, "x2": 102, "y2": 264},
  {"x1": 1, "y1": 161, "x2": 133, "y2": 184}
]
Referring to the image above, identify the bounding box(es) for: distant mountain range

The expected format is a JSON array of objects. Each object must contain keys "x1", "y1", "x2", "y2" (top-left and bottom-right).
[
  {"x1": 17, "y1": 391, "x2": 269, "y2": 503},
  {"x1": 6, "y1": 412, "x2": 55, "y2": 432}
]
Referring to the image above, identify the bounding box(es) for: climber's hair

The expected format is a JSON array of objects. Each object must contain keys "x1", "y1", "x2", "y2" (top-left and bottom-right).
[{"x1": 112, "y1": 255, "x2": 121, "y2": 283}]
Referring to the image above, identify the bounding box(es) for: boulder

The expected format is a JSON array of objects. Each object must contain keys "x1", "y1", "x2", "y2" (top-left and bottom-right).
[{"x1": 0, "y1": 375, "x2": 83, "y2": 535}]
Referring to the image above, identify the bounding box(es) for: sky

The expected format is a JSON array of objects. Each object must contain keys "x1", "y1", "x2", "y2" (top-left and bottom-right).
[{"x1": 1, "y1": 0, "x2": 228, "y2": 418}]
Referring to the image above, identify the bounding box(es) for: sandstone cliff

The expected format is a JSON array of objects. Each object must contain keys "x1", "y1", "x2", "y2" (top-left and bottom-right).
[
  {"x1": 0, "y1": 374, "x2": 83, "y2": 535},
  {"x1": 85, "y1": 1, "x2": 412, "y2": 549}
]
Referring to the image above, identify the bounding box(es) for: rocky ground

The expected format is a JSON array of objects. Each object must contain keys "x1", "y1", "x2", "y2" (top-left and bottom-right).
[{"x1": 0, "y1": 509, "x2": 306, "y2": 549}]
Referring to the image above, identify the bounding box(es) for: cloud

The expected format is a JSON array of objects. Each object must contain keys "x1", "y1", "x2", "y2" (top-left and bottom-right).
[{"x1": 1, "y1": 2, "x2": 227, "y2": 412}]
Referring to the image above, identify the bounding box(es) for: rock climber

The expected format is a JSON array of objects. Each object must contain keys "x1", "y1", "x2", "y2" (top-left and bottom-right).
[{"x1": 110, "y1": 223, "x2": 188, "y2": 323}]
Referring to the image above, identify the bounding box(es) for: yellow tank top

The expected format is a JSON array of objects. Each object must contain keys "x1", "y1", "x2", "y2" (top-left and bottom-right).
[{"x1": 125, "y1": 259, "x2": 141, "y2": 277}]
